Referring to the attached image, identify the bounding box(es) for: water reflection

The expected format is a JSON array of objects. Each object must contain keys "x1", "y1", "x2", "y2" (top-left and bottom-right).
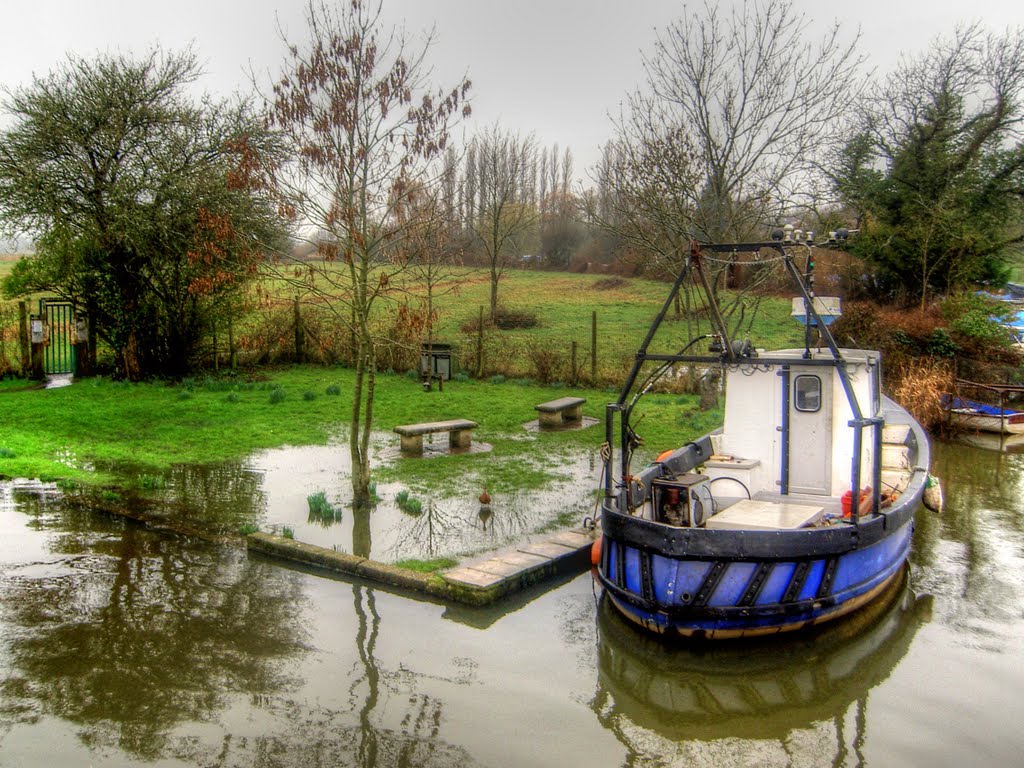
[
  {"x1": 92, "y1": 443, "x2": 599, "y2": 564},
  {"x1": 0, "y1": 489, "x2": 308, "y2": 761},
  {"x1": 593, "y1": 570, "x2": 930, "y2": 756},
  {"x1": 0, "y1": 485, "x2": 483, "y2": 766}
]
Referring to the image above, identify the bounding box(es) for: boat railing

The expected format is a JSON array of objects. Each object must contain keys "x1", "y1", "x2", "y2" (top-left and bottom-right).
[{"x1": 602, "y1": 237, "x2": 903, "y2": 527}]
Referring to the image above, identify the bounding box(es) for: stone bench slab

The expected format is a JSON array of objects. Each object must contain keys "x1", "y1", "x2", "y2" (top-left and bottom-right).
[
  {"x1": 394, "y1": 419, "x2": 478, "y2": 454},
  {"x1": 394, "y1": 419, "x2": 478, "y2": 436},
  {"x1": 535, "y1": 397, "x2": 586, "y2": 427},
  {"x1": 534, "y1": 397, "x2": 586, "y2": 413}
]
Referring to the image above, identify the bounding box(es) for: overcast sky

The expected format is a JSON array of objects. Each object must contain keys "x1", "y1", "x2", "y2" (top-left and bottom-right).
[{"x1": 2, "y1": 0, "x2": 1021, "y2": 179}]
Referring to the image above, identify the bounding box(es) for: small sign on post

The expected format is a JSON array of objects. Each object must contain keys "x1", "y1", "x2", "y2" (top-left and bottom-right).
[{"x1": 30, "y1": 316, "x2": 44, "y2": 344}]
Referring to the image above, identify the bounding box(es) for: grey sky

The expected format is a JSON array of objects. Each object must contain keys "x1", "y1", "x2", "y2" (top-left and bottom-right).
[{"x1": 2, "y1": 1, "x2": 1021, "y2": 179}]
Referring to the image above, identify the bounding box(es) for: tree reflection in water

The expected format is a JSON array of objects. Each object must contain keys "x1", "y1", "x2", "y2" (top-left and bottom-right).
[
  {"x1": 0, "y1": 487, "x2": 482, "y2": 767},
  {"x1": 0, "y1": 506, "x2": 308, "y2": 759}
]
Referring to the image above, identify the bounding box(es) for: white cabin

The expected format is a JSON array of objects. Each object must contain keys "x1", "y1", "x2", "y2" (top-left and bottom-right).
[{"x1": 704, "y1": 348, "x2": 881, "y2": 500}]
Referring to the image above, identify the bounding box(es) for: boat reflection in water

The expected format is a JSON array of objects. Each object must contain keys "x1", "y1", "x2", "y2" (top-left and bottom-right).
[{"x1": 593, "y1": 568, "x2": 930, "y2": 748}]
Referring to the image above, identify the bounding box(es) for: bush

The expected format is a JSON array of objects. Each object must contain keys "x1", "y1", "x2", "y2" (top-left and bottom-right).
[
  {"x1": 524, "y1": 341, "x2": 565, "y2": 385},
  {"x1": 889, "y1": 358, "x2": 955, "y2": 433}
]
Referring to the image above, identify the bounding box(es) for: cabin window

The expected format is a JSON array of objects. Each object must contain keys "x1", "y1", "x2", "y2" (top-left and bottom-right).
[{"x1": 794, "y1": 375, "x2": 822, "y2": 412}]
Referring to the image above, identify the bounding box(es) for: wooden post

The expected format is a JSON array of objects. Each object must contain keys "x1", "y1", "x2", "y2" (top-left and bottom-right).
[
  {"x1": 74, "y1": 315, "x2": 93, "y2": 378},
  {"x1": 228, "y1": 316, "x2": 237, "y2": 370},
  {"x1": 591, "y1": 310, "x2": 597, "y2": 384},
  {"x1": 212, "y1": 321, "x2": 219, "y2": 371},
  {"x1": 294, "y1": 297, "x2": 304, "y2": 363},
  {"x1": 18, "y1": 301, "x2": 30, "y2": 375},
  {"x1": 476, "y1": 305, "x2": 484, "y2": 378},
  {"x1": 29, "y1": 312, "x2": 44, "y2": 380}
]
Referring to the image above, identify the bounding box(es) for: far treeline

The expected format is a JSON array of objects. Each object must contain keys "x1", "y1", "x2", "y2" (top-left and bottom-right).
[{"x1": 1, "y1": 0, "x2": 1023, "y2": 507}]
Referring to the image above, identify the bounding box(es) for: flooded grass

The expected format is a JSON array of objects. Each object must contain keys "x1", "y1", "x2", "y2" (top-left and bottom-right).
[{"x1": 69, "y1": 434, "x2": 601, "y2": 565}]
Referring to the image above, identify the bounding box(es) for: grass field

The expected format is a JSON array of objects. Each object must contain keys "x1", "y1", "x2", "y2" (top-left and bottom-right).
[
  {"x1": 0, "y1": 365, "x2": 720, "y2": 500},
  {"x1": 2, "y1": 256, "x2": 805, "y2": 383}
]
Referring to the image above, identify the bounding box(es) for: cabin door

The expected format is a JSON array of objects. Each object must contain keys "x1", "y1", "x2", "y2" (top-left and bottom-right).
[{"x1": 787, "y1": 367, "x2": 833, "y2": 495}]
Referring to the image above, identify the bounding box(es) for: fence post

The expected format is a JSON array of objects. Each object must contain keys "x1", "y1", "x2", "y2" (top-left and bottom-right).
[
  {"x1": 228, "y1": 316, "x2": 237, "y2": 370},
  {"x1": 212, "y1": 321, "x2": 219, "y2": 371},
  {"x1": 294, "y1": 297, "x2": 305, "y2": 363},
  {"x1": 18, "y1": 301, "x2": 30, "y2": 375},
  {"x1": 591, "y1": 310, "x2": 597, "y2": 384},
  {"x1": 74, "y1": 315, "x2": 93, "y2": 378},
  {"x1": 475, "y1": 305, "x2": 484, "y2": 378}
]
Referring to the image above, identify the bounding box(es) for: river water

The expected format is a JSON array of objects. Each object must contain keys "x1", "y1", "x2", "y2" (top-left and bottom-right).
[{"x1": 0, "y1": 439, "x2": 1022, "y2": 767}]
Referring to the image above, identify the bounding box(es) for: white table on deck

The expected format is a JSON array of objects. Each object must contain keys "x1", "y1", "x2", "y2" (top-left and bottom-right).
[{"x1": 705, "y1": 499, "x2": 825, "y2": 531}]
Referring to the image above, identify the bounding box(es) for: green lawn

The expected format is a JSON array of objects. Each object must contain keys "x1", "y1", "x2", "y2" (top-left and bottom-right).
[{"x1": 0, "y1": 366, "x2": 720, "y2": 493}]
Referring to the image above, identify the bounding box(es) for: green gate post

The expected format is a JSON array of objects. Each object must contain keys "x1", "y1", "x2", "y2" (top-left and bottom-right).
[
  {"x1": 74, "y1": 316, "x2": 92, "y2": 378},
  {"x1": 29, "y1": 314, "x2": 44, "y2": 380}
]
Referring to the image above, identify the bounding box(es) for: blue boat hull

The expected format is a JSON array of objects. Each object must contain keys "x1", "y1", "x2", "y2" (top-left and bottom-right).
[{"x1": 597, "y1": 499, "x2": 917, "y2": 638}]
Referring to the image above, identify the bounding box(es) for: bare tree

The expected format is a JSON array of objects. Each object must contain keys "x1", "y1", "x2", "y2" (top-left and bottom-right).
[
  {"x1": 267, "y1": 0, "x2": 470, "y2": 509},
  {"x1": 468, "y1": 126, "x2": 538, "y2": 321},
  {"x1": 592, "y1": 0, "x2": 863, "y2": 260},
  {"x1": 393, "y1": 179, "x2": 467, "y2": 367},
  {"x1": 585, "y1": 0, "x2": 862, "y2": 336}
]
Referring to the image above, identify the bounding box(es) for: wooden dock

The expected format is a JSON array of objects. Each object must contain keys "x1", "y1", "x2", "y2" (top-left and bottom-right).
[
  {"x1": 246, "y1": 527, "x2": 596, "y2": 606},
  {"x1": 441, "y1": 529, "x2": 595, "y2": 600}
]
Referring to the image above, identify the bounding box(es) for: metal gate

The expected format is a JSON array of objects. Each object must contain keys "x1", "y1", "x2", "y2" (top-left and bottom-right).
[{"x1": 40, "y1": 299, "x2": 76, "y2": 375}]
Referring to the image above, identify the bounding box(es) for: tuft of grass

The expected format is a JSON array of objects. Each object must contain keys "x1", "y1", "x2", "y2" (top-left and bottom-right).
[
  {"x1": 281, "y1": 525, "x2": 294, "y2": 539},
  {"x1": 139, "y1": 474, "x2": 165, "y2": 491},
  {"x1": 178, "y1": 390, "x2": 192, "y2": 401},
  {"x1": 326, "y1": 384, "x2": 341, "y2": 396},
  {"x1": 393, "y1": 557, "x2": 457, "y2": 573},
  {"x1": 100, "y1": 490, "x2": 122, "y2": 503},
  {"x1": 269, "y1": 388, "x2": 286, "y2": 404},
  {"x1": 303, "y1": 390, "x2": 317, "y2": 401},
  {"x1": 395, "y1": 489, "x2": 423, "y2": 515},
  {"x1": 224, "y1": 392, "x2": 240, "y2": 403},
  {"x1": 238, "y1": 522, "x2": 259, "y2": 535},
  {"x1": 0, "y1": 447, "x2": 15, "y2": 458},
  {"x1": 307, "y1": 490, "x2": 342, "y2": 526}
]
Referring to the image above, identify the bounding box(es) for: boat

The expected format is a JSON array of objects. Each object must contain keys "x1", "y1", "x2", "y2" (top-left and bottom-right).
[
  {"x1": 941, "y1": 384, "x2": 1024, "y2": 435},
  {"x1": 594, "y1": 236, "x2": 931, "y2": 638},
  {"x1": 942, "y1": 396, "x2": 1024, "y2": 435}
]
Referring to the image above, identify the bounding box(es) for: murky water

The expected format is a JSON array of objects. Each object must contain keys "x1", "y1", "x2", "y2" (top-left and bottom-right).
[
  {"x1": 1, "y1": 439, "x2": 1023, "y2": 766},
  {"x1": 92, "y1": 436, "x2": 602, "y2": 562}
]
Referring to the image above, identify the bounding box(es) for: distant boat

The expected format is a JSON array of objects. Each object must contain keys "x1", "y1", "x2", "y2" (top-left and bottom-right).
[
  {"x1": 941, "y1": 394, "x2": 1024, "y2": 435},
  {"x1": 594, "y1": 237, "x2": 930, "y2": 639}
]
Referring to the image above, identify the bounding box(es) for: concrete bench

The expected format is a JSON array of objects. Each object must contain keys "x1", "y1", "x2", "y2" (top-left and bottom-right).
[
  {"x1": 394, "y1": 419, "x2": 478, "y2": 454},
  {"x1": 535, "y1": 396, "x2": 586, "y2": 427}
]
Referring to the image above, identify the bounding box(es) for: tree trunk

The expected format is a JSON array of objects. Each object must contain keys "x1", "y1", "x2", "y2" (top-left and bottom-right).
[{"x1": 489, "y1": 265, "x2": 499, "y2": 323}]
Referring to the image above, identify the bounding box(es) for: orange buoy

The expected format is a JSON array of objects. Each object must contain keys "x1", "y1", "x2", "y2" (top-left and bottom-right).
[
  {"x1": 591, "y1": 537, "x2": 602, "y2": 566},
  {"x1": 656, "y1": 449, "x2": 674, "y2": 463}
]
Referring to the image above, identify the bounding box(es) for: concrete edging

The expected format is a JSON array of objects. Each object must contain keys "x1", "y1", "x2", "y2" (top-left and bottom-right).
[{"x1": 245, "y1": 528, "x2": 596, "y2": 606}]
